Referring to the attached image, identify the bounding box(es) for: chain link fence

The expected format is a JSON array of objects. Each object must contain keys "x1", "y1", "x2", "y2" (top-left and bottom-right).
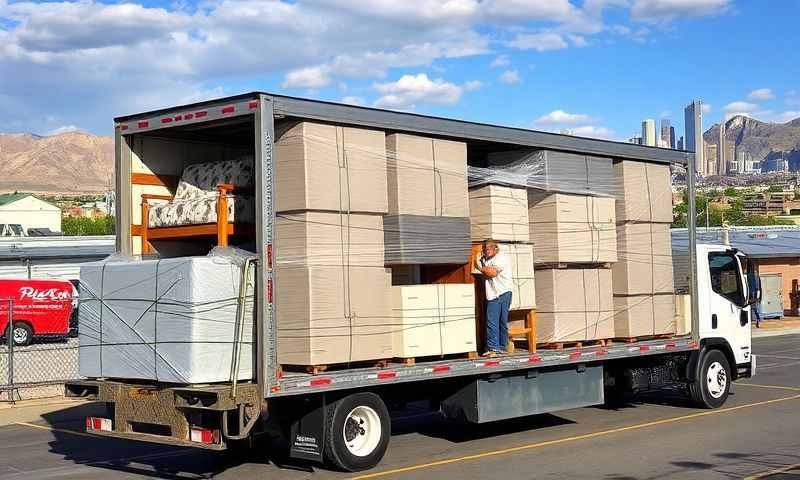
[{"x1": 1, "y1": 298, "x2": 81, "y2": 402}]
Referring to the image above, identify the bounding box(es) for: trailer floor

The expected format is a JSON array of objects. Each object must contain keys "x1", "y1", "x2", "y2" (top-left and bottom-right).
[{"x1": 1, "y1": 334, "x2": 799, "y2": 480}]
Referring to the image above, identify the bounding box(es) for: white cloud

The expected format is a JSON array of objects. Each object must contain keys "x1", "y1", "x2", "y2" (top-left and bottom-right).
[
  {"x1": 748, "y1": 110, "x2": 800, "y2": 124},
  {"x1": 563, "y1": 125, "x2": 616, "y2": 139},
  {"x1": 47, "y1": 125, "x2": 81, "y2": 135},
  {"x1": 481, "y1": 0, "x2": 576, "y2": 21},
  {"x1": 490, "y1": 54, "x2": 510, "y2": 68},
  {"x1": 701, "y1": 103, "x2": 712, "y2": 113},
  {"x1": 630, "y1": 0, "x2": 732, "y2": 22},
  {"x1": 372, "y1": 73, "x2": 479, "y2": 109},
  {"x1": 747, "y1": 88, "x2": 774, "y2": 101},
  {"x1": 509, "y1": 32, "x2": 569, "y2": 52},
  {"x1": 282, "y1": 66, "x2": 332, "y2": 89},
  {"x1": 498, "y1": 69, "x2": 521, "y2": 84},
  {"x1": 341, "y1": 96, "x2": 366, "y2": 106},
  {"x1": 567, "y1": 34, "x2": 589, "y2": 47},
  {"x1": 723, "y1": 101, "x2": 758, "y2": 114},
  {"x1": 534, "y1": 110, "x2": 594, "y2": 126}
]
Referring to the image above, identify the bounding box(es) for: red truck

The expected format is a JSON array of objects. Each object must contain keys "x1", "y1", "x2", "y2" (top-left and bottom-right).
[{"x1": 0, "y1": 279, "x2": 74, "y2": 346}]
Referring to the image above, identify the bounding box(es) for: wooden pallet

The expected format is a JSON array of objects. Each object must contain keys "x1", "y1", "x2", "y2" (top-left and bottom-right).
[
  {"x1": 537, "y1": 341, "x2": 584, "y2": 350},
  {"x1": 282, "y1": 358, "x2": 392, "y2": 375},
  {"x1": 613, "y1": 333, "x2": 674, "y2": 343},
  {"x1": 393, "y1": 351, "x2": 479, "y2": 367},
  {"x1": 534, "y1": 262, "x2": 612, "y2": 270}
]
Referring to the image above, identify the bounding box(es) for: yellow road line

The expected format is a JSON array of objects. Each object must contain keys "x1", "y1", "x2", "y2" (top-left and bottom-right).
[
  {"x1": 15, "y1": 421, "x2": 97, "y2": 439},
  {"x1": 744, "y1": 462, "x2": 800, "y2": 479},
  {"x1": 352, "y1": 394, "x2": 800, "y2": 480},
  {"x1": 737, "y1": 383, "x2": 800, "y2": 392}
]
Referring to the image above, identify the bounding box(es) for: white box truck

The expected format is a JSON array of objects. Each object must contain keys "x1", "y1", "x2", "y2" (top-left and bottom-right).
[{"x1": 66, "y1": 93, "x2": 756, "y2": 472}]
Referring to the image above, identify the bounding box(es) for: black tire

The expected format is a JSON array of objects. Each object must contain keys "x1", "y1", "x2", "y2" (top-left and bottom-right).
[
  {"x1": 5, "y1": 322, "x2": 33, "y2": 347},
  {"x1": 689, "y1": 349, "x2": 731, "y2": 409},
  {"x1": 323, "y1": 392, "x2": 390, "y2": 472}
]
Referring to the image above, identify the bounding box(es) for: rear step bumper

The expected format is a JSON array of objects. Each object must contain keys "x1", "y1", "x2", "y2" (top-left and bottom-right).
[{"x1": 65, "y1": 379, "x2": 262, "y2": 448}]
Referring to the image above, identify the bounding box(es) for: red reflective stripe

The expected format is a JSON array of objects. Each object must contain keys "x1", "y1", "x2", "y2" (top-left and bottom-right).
[
  {"x1": 195, "y1": 111, "x2": 208, "y2": 118},
  {"x1": 569, "y1": 351, "x2": 582, "y2": 360},
  {"x1": 688, "y1": 341, "x2": 698, "y2": 349},
  {"x1": 432, "y1": 364, "x2": 449, "y2": 373},
  {"x1": 85, "y1": 417, "x2": 92, "y2": 429},
  {"x1": 267, "y1": 279, "x2": 273, "y2": 303},
  {"x1": 666, "y1": 342, "x2": 676, "y2": 348},
  {"x1": 92, "y1": 418, "x2": 102, "y2": 430},
  {"x1": 528, "y1": 354, "x2": 541, "y2": 363},
  {"x1": 270, "y1": 385, "x2": 281, "y2": 393},
  {"x1": 639, "y1": 345, "x2": 650, "y2": 352},
  {"x1": 138, "y1": 121, "x2": 149, "y2": 128},
  {"x1": 377, "y1": 371, "x2": 396, "y2": 380},
  {"x1": 161, "y1": 117, "x2": 172, "y2": 124},
  {"x1": 185, "y1": 113, "x2": 194, "y2": 120},
  {"x1": 174, "y1": 115, "x2": 183, "y2": 121},
  {"x1": 120, "y1": 125, "x2": 128, "y2": 131},
  {"x1": 310, "y1": 378, "x2": 331, "y2": 386},
  {"x1": 221, "y1": 106, "x2": 235, "y2": 114},
  {"x1": 596, "y1": 348, "x2": 608, "y2": 356},
  {"x1": 483, "y1": 360, "x2": 500, "y2": 367},
  {"x1": 248, "y1": 101, "x2": 259, "y2": 109},
  {"x1": 267, "y1": 244, "x2": 273, "y2": 268}
]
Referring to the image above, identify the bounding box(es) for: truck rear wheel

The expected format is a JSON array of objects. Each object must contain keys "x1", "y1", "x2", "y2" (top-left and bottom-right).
[
  {"x1": 324, "y1": 392, "x2": 390, "y2": 472},
  {"x1": 690, "y1": 349, "x2": 730, "y2": 409}
]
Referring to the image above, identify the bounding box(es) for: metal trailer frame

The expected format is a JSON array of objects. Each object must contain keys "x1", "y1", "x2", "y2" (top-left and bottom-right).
[{"x1": 112, "y1": 92, "x2": 699, "y2": 401}]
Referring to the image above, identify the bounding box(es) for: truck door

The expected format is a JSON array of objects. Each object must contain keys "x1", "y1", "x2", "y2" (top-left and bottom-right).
[{"x1": 707, "y1": 251, "x2": 751, "y2": 365}]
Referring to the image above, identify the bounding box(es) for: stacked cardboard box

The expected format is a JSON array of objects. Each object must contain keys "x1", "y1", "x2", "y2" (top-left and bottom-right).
[
  {"x1": 391, "y1": 284, "x2": 477, "y2": 358},
  {"x1": 528, "y1": 192, "x2": 617, "y2": 265},
  {"x1": 611, "y1": 160, "x2": 676, "y2": 337},
  {"x1": 535, "y1": 268, "x2": 614, "y2": 342},
  {"x1": 275, "y1": 121, "x2": 388, "y2": 213},
  {"x1": 468, "y1": 184, "x2": 529, "y2": 242},
  {"x1": 274, "y1": 122, "x2": 394, "y2": 366},
  {"x1": 471, "y1": 243, "x2": 536, "y2": 311},
  {"x1": 384, "y1": 134, "x2": 470, "y2": 265}
]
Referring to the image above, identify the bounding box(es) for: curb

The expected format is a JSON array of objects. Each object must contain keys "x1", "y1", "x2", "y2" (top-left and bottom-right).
[
  {"x1": 752, "y1": 327, "x2": 800, "y2": 339},
  {"x1": 0, "y1": 397, "x2": 87, "y2": 411}
]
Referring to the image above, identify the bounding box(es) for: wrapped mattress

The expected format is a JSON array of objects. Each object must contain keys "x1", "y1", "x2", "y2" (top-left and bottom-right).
[{"x1": 78, "y1": 254, "x2": 254, "y2": 383}]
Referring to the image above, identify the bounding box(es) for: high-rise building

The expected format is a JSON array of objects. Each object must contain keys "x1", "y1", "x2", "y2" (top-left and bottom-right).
[
  {"x1": 685, "y1": 100, "x2": 704, "y2": 174},
  {"x1": 628, "y1": 135, "x2": 643, "y2": 145},
  {"x1": 669, "y1": 126, "x2": 676, "y2": 149},
  {"x1": 677, "y1": 136, "x2": 684, "y2": 150},
  {"x1": 642, "y1": 119, "x2": 657, "y2": 147},
  {"x1": 705, "y1": 143, "x2": 718, "y2": 175},
  {"x1": 718, "y1": 121, "x2": 727, "y2": 176},
  {"x1": 660, "y1": 119, "x2": 672, "y2": 148}
]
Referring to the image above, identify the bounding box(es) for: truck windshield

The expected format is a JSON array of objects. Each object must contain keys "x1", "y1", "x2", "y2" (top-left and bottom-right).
[{"x1": 708, "y1": 252, "x2": 744, "y2": 305}]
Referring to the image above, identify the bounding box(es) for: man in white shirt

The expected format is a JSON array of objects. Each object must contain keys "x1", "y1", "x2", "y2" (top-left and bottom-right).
[{"x1": 476, "y1": 239, "x2": 513, "y2": 356}]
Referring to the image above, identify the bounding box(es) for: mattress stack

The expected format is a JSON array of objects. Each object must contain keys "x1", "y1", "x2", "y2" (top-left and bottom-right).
[
  {"x1": 78, "y1": 255, "x2": 255, "y2": 383},
  {"x1": 274, "y1": 121, "x2": 394, "y2": 366},
  {"x1": 611, "y1": 160, "x2": 676, "y2": 337}
]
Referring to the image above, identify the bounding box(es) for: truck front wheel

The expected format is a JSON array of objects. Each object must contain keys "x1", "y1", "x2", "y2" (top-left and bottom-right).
[
  {"x1": 689, "y1": 349, "x2": 731, "y2": 409},
  {"x1": 324, "y1": 392, "x2": 390, "y2": 472},
  {"x1": 4, "y1": 322, "x2": 33, "y2": 347}
]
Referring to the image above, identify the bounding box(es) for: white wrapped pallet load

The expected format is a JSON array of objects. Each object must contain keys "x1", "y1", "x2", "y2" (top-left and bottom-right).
[
  {"x1": 612, "y1": 160, "x2": 673, "y2": 223},
  {"x1": 78, "y1": 252, "x2": 254, "y2": 383},
  {"x1": 536, "y1": 268, "x2": 613, "y2": 342},
  {"x1": 613, "y1": 223, "x2": 675, "y2": 295},
  {"x1": 468, "y1": 185, "x2": 529, "y2": 242}
]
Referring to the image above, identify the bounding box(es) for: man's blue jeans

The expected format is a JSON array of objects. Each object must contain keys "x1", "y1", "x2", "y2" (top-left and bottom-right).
[{"x1": 486, "y1": 291, "x2": 512, "y2": 352}]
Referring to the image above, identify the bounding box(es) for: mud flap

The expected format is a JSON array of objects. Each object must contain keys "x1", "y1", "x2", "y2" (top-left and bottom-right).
[{"x1": 289, "y1": 394, "x2": 326, "y2": 462}]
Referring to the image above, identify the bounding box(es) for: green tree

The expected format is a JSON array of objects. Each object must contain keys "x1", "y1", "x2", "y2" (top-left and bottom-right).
[
  {"x1": 723, "y1": 187, "x2": 740, "y2": 197},
  {"x1": 766, "y1": 185, "x2": 785, "y2": 193},
  {"x1": 62, "y1": 216, "x2": 115, "y2": 236}
]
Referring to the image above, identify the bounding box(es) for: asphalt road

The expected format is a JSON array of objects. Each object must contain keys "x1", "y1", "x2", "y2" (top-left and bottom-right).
[{"x1": 1, "y1": 335, "x2": 799, "y2": 479}]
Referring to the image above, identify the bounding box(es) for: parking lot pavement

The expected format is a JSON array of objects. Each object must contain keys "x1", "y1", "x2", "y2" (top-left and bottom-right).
[{"x1": 0, "y1": 335, "x2": 798, "y2": 479}]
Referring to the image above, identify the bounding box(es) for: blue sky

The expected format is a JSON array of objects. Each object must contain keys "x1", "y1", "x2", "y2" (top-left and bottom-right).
[{"x1": 0, "y1": 0, "x2": 798, "y2": 141}]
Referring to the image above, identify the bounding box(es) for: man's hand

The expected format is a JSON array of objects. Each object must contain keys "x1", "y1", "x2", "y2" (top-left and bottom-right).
[{"x1": 480, "y1": 266, "x2": 499, "y2": 278}]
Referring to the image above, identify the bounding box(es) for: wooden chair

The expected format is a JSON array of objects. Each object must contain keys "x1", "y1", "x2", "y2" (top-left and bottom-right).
[
  {"x1": 138, "y1": 158, "x2": 254, "y2": 253},
  {"x1": 508, "y1": 309, "x2": 536, "y2": 353}
]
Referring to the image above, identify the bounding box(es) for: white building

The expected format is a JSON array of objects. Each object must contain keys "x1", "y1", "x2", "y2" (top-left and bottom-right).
[
  {"x1": 684, "y1": 100, "x2": 704, "y2": 175},
  {"x1": 641, "y1": 119, "x2": 657, "y2": 147},
  {"x1": 0, "y1": 193, "x2": 61, "y2": 234}
]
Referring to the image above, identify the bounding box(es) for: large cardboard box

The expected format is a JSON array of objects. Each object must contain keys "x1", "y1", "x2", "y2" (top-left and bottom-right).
[
  {"x1": 276, "y1": 212, "x2": 385, "y2": 268},
  {"x1": 486, "y1": 149, "x2": 614, "y2": 196},
  {"x1": 469, "y1": 185, "x2": 529, "y2": 242},
  {"x1": 613, "y1": 223, "x2": 675, "y2": 295},
  {"x1": 528, "y1": 192, "x2": 617, "y2": 264},
  {"x1": 536, "y1": 268, "x2": 613, "y2": 342},
  {"x1": 277, "y1": 265, "x2": 393, "y2": 365},
  {"x1": 613, "y1": 293, "x2": 677, "y2": 338},
  {"x1": 472, "y1": 243, "x2": 536, "y2": 310},
  {"x1": 384, "y1": 215, "x2": 471, "y2": 265},
  {"x1": 391, "y1": 284, "x2": 476, "y2": 358},
  {"x1": 386, "y1": 134, "x2": 469, "y2": 217},
  {"x1": 613, "y1": 160, "x2": 673, "y2": 223},
  {"x1": 275, "y1": 121, "x2": 388, "y2": 213}
]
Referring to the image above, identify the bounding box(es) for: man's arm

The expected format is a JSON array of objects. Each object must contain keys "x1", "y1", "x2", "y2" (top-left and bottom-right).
[{"x1": 480, "y1": 265, "x2": 500, "y2": 278}]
